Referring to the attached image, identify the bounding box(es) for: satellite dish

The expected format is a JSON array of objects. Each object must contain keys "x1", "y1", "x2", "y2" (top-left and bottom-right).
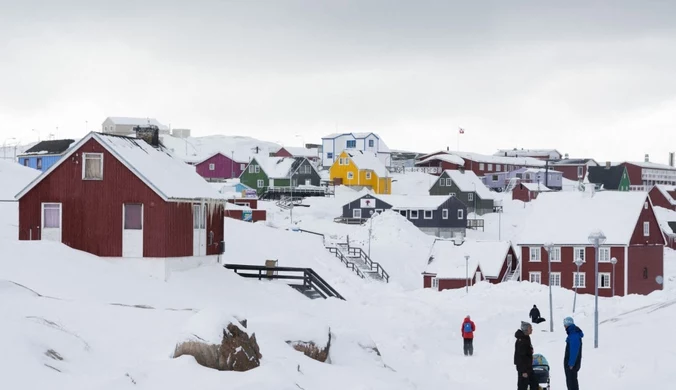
[{"x1": 656, "y1": 275, "x2": 664, "y2": 285}]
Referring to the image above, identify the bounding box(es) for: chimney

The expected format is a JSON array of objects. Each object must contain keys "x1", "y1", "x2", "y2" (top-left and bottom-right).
[
  {"x1": 645, "y1": 154, "x2": 649, "y2": 163},
  {"x1": 564, "y1": 153, "x2": 569, "y2": 159},
  {"x1": 670, "y1": 152, "x2": 675, "y2": 167},
  {"x1": 446, "y1": 146, "x2": 449, "y2": 151},
  {"x1": 605, "y1": 161, "x2": 611, "y2": 169},
  {"x1": 134, "y1": 125, "x2": 160, "y2": 147}
]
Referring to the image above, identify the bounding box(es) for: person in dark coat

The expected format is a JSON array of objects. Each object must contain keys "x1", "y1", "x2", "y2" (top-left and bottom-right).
[
  {"x1": 461, "y1": 315, "x2": 476, "y2": 356},
  {"x1": 514, "y1": 321, "x2": 539, "y2": 390},
  {"x1": 529, "y1": 305, "x2": 541, "y2": 323},
  {"x1": 563, "y1": 317, "x2": 583, "y2": 390}
]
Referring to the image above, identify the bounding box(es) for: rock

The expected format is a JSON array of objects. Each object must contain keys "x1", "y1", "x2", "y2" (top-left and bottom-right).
[
  {"x1": 220, "y1": 323, "x2": 262, "y2": 371},
  {"x1": 286, "y1": 330, "x2": 331, "y2": 363}
]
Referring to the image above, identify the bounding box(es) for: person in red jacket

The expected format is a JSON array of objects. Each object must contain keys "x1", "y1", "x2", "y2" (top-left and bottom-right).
[{"x1": 461, "y1": 315, "x2": 476, "y2": 356}]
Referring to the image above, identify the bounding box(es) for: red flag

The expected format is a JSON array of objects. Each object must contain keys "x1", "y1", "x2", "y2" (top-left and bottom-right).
[{"x1": 459, "y1": 128, "x2": 465, "y2": 134}]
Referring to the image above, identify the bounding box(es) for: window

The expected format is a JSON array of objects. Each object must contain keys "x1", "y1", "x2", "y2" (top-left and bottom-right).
[
  {"x1": 577, "y1": 166, "x2": 583, "y2": 178},
  {"x1": 399, "y1": 210, "x2": 407, "y2": 218},
  {"x1": 368, "y1": 139, "x2": 374, "y2": 147},
  {"x1": 440, "y1": 178, "x2": 446, "y2": 187},
  {"x1": 525, "y1": 173, "x2": 531, "y2": 180},
  {"x1": 487, "y1": 164, "x2": 493, "y2": 171},
  {"x1": 468, "y1": 193, "x2": 474, "y2": 202},
  {"x1": 599, "y1": 247, "x2": 610, "y2": 262},
  {"x1": 643, "y1": 221, "x2": 650, "y2": 236},
  {"x1": 574, "y1": 247, "x2": 585, "y2": 262},
  {"x1": 347, "y1": 171, "x2": 354, "y2": 179},
  {"x1": 445, "y1": 178, "x2": 452, "y2": 186},
  {"x1": 240, "y1": 163, "x2": 246, "y2": 170},
  {"x1": 366, "y1": 171, "x2": 372, "y2": 179},
  {"x1": 43, "y1": 203, "x2": 61, "y2": 228},
  {"x1": 209, "y1": 163, "x2": 215, "y2": 171},
  {"x1": 193, "y1": 204, "x2": 205, "y2": 229},
  {"x1": 492, "y1": 175, "x2": 499, "y2": 180},
  {"x1": 410, "y1": 210, "x2": 419, "y2": 219},
  {"x1": 457, "y1": 209, "x2": 464, "y2": 219},
  {"x1": 644, "y1": 202, "x2": 648, "y2": 210},
  {"x1": 23, "y1": 159, "x2": 28, "y2": 166},
  {"x1": 573, "y1": 272, "x2": 586, "y2": 288},
  {"x1": 516, "y1": 173, "x2": 523, "y2": 179},
  {"x1": 549, "y1": 247, "x2": 561, "y2": 262},
  {"x1": 353, "y1": 209, "x2": 362, "y2": 219},
  {"x1": 255, "y1": 165, "x2": 260, "y2": 173},
  {"x1": 83, "y1": 153, "x2": 103, "y2": 180},
  {"x1": 529, "y1": 272, "x2": 541, "y2": 284},
  {"x1": 432, "y1": 277, "x2": 438, "y2": 289},
  {"x1": 599, "y1": 273, "x2": 611, "y2": 289},
  {"x1": 496, "y1": 164, "x2": 501, "y2": 172},
  {"x1": 124, "y1": 204, "x2": 143, "y2": 230},
  {"x1": 249, "y1": 164, "x2": 255, "y2": 173},
  {"x1": 346, "y1": 140, "x2": 356, "y2": 148},
  {"x1": 257, "y1": 179, "x2": 264, "y2": 188},
  {"x1": 550, "y1": 272, "x2": 561, "y2": 287},
  {"x1": 449, "y1": 192, "x2": 456, "y2": 197},
  {"x1": 37, "y1": 158, "x2": 42, "y2": 170},
  {"x1": 424, "y1": 210, "x2": 433, "y2": 219},
  {"x1": 338, "y1": 158, "x2": 344, "y2": 165},
  {"x1": 479, "y1": 163, "x2": 485, "y2": 170},
  {"x1": 529, "y1": 247, "x2": 541, "y2": 262},
  {"x1": 327, "y1": 152, "x2": 333, "y2": 159},
  {"x1": 442, "y1": 209, "x2": 449, "y2": 219}
]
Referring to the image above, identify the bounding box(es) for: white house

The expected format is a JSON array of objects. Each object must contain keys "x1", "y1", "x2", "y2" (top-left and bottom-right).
[
  {"x1": 102, "y1": 117, "x2": 170, "y2": 136},
  {"x1": 321, "y1": 132, "x2": 391, "y2": 168}
]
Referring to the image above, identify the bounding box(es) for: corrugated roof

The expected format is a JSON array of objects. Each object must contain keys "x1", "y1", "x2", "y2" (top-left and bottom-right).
[
  {"x1": 443, "y1": 170, "x2": 495, "y2": 200},
  {"x1": 425, "y1": 240, "x2": 512, "y2": 279},
  {"x1": 22, "y1": 139, "x2": 75, "y2": 155},
  {"x1": 345, "y1": 149, "x2": 388, "y2": 177}
]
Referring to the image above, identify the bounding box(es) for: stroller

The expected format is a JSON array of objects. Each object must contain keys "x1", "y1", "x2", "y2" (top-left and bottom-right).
[{"x1": 532, "y1": 353, "x2": 551, "y2": 389}]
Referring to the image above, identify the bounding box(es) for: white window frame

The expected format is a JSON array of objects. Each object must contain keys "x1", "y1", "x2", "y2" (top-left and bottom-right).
[
  {"x1": 574, "y1": 247, "x2": 586, "y2": 263},
  {"x1": 442, "y1": 209, "x2": 449, "y2": 219},
  {"x1": 496, "y1": 164, "x2": 501, "y2": 172},
  {"x1": 82, "y1": 153, "x2": 104, "y2": 180},
  {"x1": 41, "y1": 202, "x2": 62, "y2": 229},
  {"x1": 529, "y1": 247, "x2": 541, "y2": 262},
  {"x1": 209, "y1": 163, "x2": 215, "y2": 171},
  {"x1": 431, "y1": 277, "x2": 439, "y2": 289},
  {"x1": 529, "y1": 272, "x2": 541, "y2": 284},
  {"x1": 240, "y1": 163, "x2": 246, "y2": 170},
  {"x1": 193, "y1": 204, "x2": 206, "y2": 229},
  {"x1": 550, "y1": 272, "x2": 561, "y2": 287},
  {"x1": 449, "y1": 192, "x2": 456, "y2": 197},
  {"x1": 457, "y1": 209, "x2": 464, "y2": 219},
  {"x1": 577, "y1": 166, "x2": 584, "y2": 178},
  {"x1": 643, "y1": 221, "x2": 650, "y2": 237},
  {"x1": 487, "y1": 163, "x2": 493, "y2": 171},
  {"x1": 549, "y1": 247, "x2": 561, "y2": 262},
  {"x1": 366, "y1": 171, "x2": 372, "y2": 180},
  {"x1": 347, "y1": 171, "x2": 354, "y2": 179},
  {"x1": 445, "y1": 178, "x2": 452, "y2": 186},
  {"x1": 249, "y1": 164, "x2": 255, "y2": 173},
  {"x1": 409, "y1": 210, "x2": 419, "y2": 219},
  {"x1": 257, "y1": 179, "x2": 264, "y2": 188},
  {"x1": 255, "y1": 165, "x2": 260, "y2": 173},
  {"x1": 599, "y1": 272, "x2": 611, "y2": 289},
  {"x1": 479, "y1": 163, "x2": 485, "y2": 170},
  {"x1": 644, "y1": 201, "x2": 649, "y2": 210},
  {"x1": 598, "y1": 247, "x2": 611, "y2": 262},
  {"x1": 424, "y1": 210, "x2": 433, "y2": 219},
  {"x1": 353, "y1": 209, "x2": 362, "y2": 219},
  {"x1": 439, "y1": 178, "x2": 446, "y2": 187},
  {"x1": 573, "y1": 272, "x2": 586, "y2": 288},
  {"x1": 468, "y1": 193, "x2": 474, "y2": 202}
]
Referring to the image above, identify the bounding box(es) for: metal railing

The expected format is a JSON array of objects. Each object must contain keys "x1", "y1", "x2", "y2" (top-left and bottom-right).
[
  {"x1": 223, "y1": 264, "x2": 345, "y2": 300},
  {"x1": 343, "y1": 245, "x2": 390, "y2": 283},
  {"x1": 326, "y1": 247, "x2": 366, "y2": 279}
]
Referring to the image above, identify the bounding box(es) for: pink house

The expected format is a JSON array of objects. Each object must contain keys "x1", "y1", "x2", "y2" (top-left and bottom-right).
[{"x1": 194, "y1": 153, "x2": 248, "y2": 181}]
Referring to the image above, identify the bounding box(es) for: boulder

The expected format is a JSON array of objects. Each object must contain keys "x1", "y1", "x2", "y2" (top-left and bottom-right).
[{"x1": 286, "y1": 330, "x2": 331, "y2": 363}]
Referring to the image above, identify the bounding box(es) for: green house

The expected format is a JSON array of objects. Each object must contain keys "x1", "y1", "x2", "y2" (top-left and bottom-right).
[
  {"x1": 240, "y1": 156, "x2": 321, "y2": 195},
  {"x1": 587, "y1": 165, "x2": 631, "y2": 191}
]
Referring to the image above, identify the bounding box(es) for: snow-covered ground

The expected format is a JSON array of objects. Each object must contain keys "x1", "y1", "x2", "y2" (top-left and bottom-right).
[{"x1": 161, "y1": 134, "x2": 282, "y2": 163}]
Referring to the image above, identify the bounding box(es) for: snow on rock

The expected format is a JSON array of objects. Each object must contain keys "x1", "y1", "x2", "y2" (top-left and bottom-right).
[{"x1": 176, "y1": 307, "x2": 247, "y2": 345}]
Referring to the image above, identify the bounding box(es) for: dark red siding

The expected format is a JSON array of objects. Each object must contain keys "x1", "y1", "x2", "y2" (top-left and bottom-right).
[
  {"x1": 552, "y1": 165, "x2": 586, "y2": 181},
  {"x1": 227, "y1": 199, "x2": 259, "y2": 209},
  {"x1": 195, "y1": 153, "x2": 244, "y2": 180},
  {"x1": 648, "y1": 187, "x2": 675, "y2": 211},
  {"x1": 512, "y1": 186, "x2": 539, "y2": 203},
  {"x1": 627, "y1": 246, "x2": 663, "y2": 295},
  {"x1": 19, "y1": 138, "x2": 224, "y2": 258},
  {"x1": 495, "y1": 246, "x2": 518, "y2": 282},
  {"x1": 224, "y1": 210, "x2": 267, "y2": 222},
  {"x1": 630, "y1": 200, "x2": 665, "y2": 246},
  {"x1": 273, "y1": 148, "x2": 293, "y2": 158},
  {"x1": 620, "y1": 163, "x2": 642, "y2": 186},
  {"x1": 416, "y1": 159, "x2": 461, "y2": 175}
]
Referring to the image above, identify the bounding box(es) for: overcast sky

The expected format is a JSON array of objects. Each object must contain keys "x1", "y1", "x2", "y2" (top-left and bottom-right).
[{"x1": 1, "y1": 0, "x2": 674, "y2": 162}]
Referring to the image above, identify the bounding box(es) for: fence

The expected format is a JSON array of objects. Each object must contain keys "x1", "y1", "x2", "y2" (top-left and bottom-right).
[{"x1": 387, "y1": 166, "x2": 440, "y2": 174}]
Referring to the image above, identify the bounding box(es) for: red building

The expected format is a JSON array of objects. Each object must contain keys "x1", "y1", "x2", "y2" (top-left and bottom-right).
[
  {"x1": 16, "y1": 131, "x2": 225, "y2": 258},
  {"x1": 512, "y1": 182, "x2": 552, "y2": 203},
  {"x1": 225, "y1": 198, "x2": 267, "y2": 222},
  {"x1": 416, "y1": 150, "x2": 545, "y2": 177},
  {"x1": 273, "y1": 146, "x2": 319, "y2": 162},
  {"x1": 423, "y1": 240, "x2": 518, "y2": 291},
  {"x1": 518, "y1": 191, "x2": 665, "y2": 297},
  {"x1": 648, "y1": 185, "x2": 676, "y2": 211},
  {"x1": 550, "y1": 158, "x2": 599, "y2": 181},
  {"x1": 193, "y1": 152, "x2": 248, "y2": 181},
  {"x1": 619, "y1": 159, "x2": 676, "y2": 191}
]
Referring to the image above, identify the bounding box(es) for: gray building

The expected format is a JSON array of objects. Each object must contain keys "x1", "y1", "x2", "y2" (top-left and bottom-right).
[
  {"x1": 342, "y1": 193, "x2": 467, "y2": 238},
  {"x1": 429, "y1": 170, "x2": 495, "y2": 215},
  {"x1": 102, "y1": 117, "x2": 170, "y2": 136}
]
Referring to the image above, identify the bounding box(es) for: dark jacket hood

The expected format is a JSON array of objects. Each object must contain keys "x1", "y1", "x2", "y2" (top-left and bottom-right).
[{"x1": 515, "y1": 329, "x2": 528, "y2": 339}]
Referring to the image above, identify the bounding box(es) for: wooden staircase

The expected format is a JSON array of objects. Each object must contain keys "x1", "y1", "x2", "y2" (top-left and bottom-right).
[{"x1": 327, "y1": 243, "x2": 389, "y2": 283}]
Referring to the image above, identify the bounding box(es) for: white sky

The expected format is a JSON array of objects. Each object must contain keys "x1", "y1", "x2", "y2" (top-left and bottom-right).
[{"x1": 0, "y1": 0, "x2": 675, "y2": 162}]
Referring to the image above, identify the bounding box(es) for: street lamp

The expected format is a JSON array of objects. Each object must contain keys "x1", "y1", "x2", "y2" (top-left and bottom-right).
[
  {"x1": 368, "y1": 210, "x2": 374, "y2": 258},
  {"x1": 543, "y1": 242, "x2": 554, "y2": 332},
  {"x1": 573, "y1": 257, "x2": 584, "y2": 313},
  {"x1": 588, "y1": 230, "x2": 607, "y2": 349},
  {"x1": 464, "y1": 255, "x2": 471, "y2": 293},
  {"x1": 3, "y1": 137, "x2": 16, "y2": 160},
  {"x1": 610, "y1": 257, "x2": 618, "y2": 297}
]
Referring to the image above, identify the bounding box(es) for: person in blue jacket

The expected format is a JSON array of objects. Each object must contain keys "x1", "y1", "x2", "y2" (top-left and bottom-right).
[{"x1": 563, "y1": 317, "x2": 583, "y2": 390}]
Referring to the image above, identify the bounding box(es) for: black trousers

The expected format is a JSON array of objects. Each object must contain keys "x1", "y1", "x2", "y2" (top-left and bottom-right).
[
  {"x1": 463, "y1": 338, "x2": 473, "y2": 356},
  {"x1": 517, "y1": 370, "x2": 540, "y2": 390},
  {"x1": 565, "y1": 366, "x2": 579, "y2": 390}
]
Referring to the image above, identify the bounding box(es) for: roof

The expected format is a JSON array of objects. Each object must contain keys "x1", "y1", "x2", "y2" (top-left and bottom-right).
[
  {"x1": 16, "y1": 132, "x2": 223, "y2": 202},
  {"x1": 344, "y1": 149, "x2": 388, "y2": 177},
  {"x1": 20, "y1": 139, "x2": 75, "y2": 156},
  {"x1": 519, "y1": 182, "x2": 552, "y2": 192},
  {"x1": 551, "y1": 158, "x2": 598, "y2": 166},
  {"x1": 454, "y1": 151, "x2": 546, "y2": 167},
  {"x1": 522, "y1": 168, "x2": 561, "y2": 175},
  {"x1": 321, "y1": 132, "x2": 391, "y2": 153},
  {"x1": 282, "y1": 146, "x2": 319, "y2": 158},
  {"x1": 254, "y1": 156, "x2": 303, "y2": 179},
  {"x1": 494, "y1": 149, "x2": 562, "y2": 159},
  {"x1": 653, "y1": 206, "x2": 676, "y2": 236},
  {"x1": 367, "y1": 194, "x2": 453, "y2": 210},
  {"x1": 623, "y1": 161, "x2": 676, "y2": 171},
  {"x1": 587, "y1": 165, "x2": 626, "y2": 190},
  {"x1": 415, "y1": 153, "x2": 465, "y2": 166},
  {"x1": 442, "y1": 170, "x2": 495, "y2": 200},
  {"x1": 516, "y1": 191, "x2": 651, "y2": 245},
  {"x1": 425, "y1": 240, "x2": 512, "y2": 279},
  {"x1": 654, "y1": 185, "x2": 676, "y2": 206},
  {"x1": 106, "y1": 117, "x2": 169, "y2": 130}
]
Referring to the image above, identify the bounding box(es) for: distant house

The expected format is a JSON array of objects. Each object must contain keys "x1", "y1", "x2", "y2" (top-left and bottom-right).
[
  {"x1": 648, "y1": 185, "x2": 676, "y2": 211},
  {"x1": 429, "y1": 170, "x2": 495, "y2": 214},
  {"x1": 329, "y1": 149, "x2": 392, "y2": 194},
  {"x1": 512, "y1": 182, "x2": 552, "y2": 202},
  {"x1": 102, "y1": 117, "x2": 170, "y2": 136},
  {"x1": 321, "y1": 132, "x2": 391, "y2": 168},
  {"x1": 414, "y1": 153, "x2": 465, "y2": 173},
  {"x1": 16, "y1": 130, "x2": 224, "y2": 258},
  {"x1": 194, "y1": 152, "x2": 249, "y2": 181},
  {"x1": 652, "y1": 206, "x2": 676, "y2": 250},
  {"x1": 618, "y1": 158, "x2": 676, "y2": 191},
  {"x1": 587, "y1": 164, "x2": 631, "y2": 191},
  {"x1": 17, "y1": 139, "x2": 75, "y2": 172},
  {"x1": 416, "y1": 150, "x2": 545, "y2": 177},
  {"x1": 225, "y1": 199, "x2": 267, "y2": 223},
  {"x1": 341, "y1": 193, "x2": 467, "y2": 238},
  {"x1": 239, "y1": 156, "x2": 320, "y2": 196},
  {"x1": 550, "y1": 158, "x2": 599, "y2": 181},
  {"x1": 494, "y1": 149, "x2": 562, "y2": 161},
  {"x1": 273, "y1": 146, "x2": 320, "y2": 163},
  {"x1": 423, "y1": 240, "x2": 519, "y2": 291},
  {"x1": 483, "y1": 167, "x2": 562, "y2": 191},
  {"x1": 518, "y1": 191, "x2": 665, "y2": 297}
]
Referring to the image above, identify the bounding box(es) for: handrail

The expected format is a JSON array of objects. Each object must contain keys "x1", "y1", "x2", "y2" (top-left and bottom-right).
[
  {"x1": 341, "y1": 245, "x2": 389, "y2": 283},
  {"x1": 327, "y1": 247, "x2": 366, "y2": 278}
]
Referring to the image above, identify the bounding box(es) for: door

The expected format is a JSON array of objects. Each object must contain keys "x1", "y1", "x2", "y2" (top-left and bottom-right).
[
  {"x1": 41, "y1": 203, "x2": 62, "y2": 242},
  {"x1": 269, "y1": 179, "x2": 275, "y2": 188},
  {"x1": 122, "y1": 204, "x2": 143, "y2": 257},
  {"x1": 305, "y1": 179, "x2": 311, "y2": 186},
  {"x1": 193, "y1": 204, "x2": 206, "y2": 256},
  {"x1": 475, "y1": 271, "x2": 482, "y2": 283}
]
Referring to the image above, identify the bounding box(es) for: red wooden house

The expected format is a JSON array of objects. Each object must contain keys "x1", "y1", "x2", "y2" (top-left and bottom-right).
[
  {"x1": 423, "y1": 239, "x2": 518, "y2": 291},
  {"x1": 273, "y1": 146, "x2": 319, "y2": 162},
  {"x1": 648, "y1": 185, "x2": 676, "y2": 211},
  {"x1": 194, "y1": 152, "x2": 248, "y2": 181},
  {"x1": 415, "y1": 150, "x2": 545, "y2": 177},
  {"x1": 16, "y1": 131, "x2": 225, "y2": 259},
  {"x1": 518, "y1": 191, "x2": 665, "y2": 297},
  {"x1": 512, "y1": 182, "x2": 552, "y2": 203},
  {"x1": 550, "y1": 158, "x2": 599, "y2": 181},
  {"x1": 225, "y1": 198, "x2": 267, "y2": 222}
]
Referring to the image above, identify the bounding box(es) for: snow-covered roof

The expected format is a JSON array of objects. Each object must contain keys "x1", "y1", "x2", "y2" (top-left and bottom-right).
[
  {"x1": 654, "y1": 185, "x2": 676, "y2": 206},
  {"x1": 16, "y1": 132, "x2": 223, "y2": 202},
  {"x1": 653, "y1": 206, "x2": 676, "y2": 236},
  {"x1": 516, "y1": 191, "x2": 652, "y2": 245},
  {"x1": 254, "y1": 156, "x2": 298, "y2": 178},
  {"x1": 551, "y1": 158, "x2": 598, "y2": 166},
  {"x1": 106, "y1": 117, "x2": 169, "y2": 130},
  {"x1": 425, "y1": 240, "x2": 511, "y2": 279},
  {"x1": 519, "y1": 182, "x2": 552, "y2": 192},
  {"x1": 443, "y1": 170, "x2": 495, "y2": 200},
  {"x1": 454, "y1": 151, "x2": 546, "y2": 167},
  {"x1": 495, "y1": 149, "x2": 561, "y2": 159},
  {"x1": 344, "y1": 149, "x2": 388, "y2": 177},
  {"x1": 20, "y1": 139, "x2": 75, "y2": 156},
  {"x1": 321, "y1": 132, "x2": 391, "y2": 153},
  {"x1": 624, "y1": 161, "x2": 676, "y2": 171},
  {"x1": 160, "y1": 134, "x2": 279, "y2": 164},
  {"x1": 283, "y1": 146, "x2": 319, "y2": 158},
  {"x1": 415, "y1": 153, "x2": 465, "y2": 166},
  {"x1": 371, "y1": 194, "x2": 452, "y2": 210}
]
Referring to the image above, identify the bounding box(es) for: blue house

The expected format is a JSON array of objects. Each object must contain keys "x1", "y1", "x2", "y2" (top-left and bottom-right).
[{"x1": 18, "y1": 139, "x2": 75, "y2": 172}]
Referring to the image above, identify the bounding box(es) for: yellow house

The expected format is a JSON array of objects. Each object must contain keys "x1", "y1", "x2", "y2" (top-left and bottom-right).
[{"x1": 329, "y1": 149, "x2": 392, "y2": 194}]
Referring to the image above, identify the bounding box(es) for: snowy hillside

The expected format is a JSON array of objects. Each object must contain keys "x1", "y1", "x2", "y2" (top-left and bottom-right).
[
  {"x1": 160, "y1": 134, "x2": 282, "y2": 163},
  {"x1": 0, "y1": 159, "x2": 40, "y2": 201}
]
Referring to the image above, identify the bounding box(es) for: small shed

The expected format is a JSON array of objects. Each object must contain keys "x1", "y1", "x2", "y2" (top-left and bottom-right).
[{"x1": 512, "y1": 182, "x2": 552, "y2": 202}]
